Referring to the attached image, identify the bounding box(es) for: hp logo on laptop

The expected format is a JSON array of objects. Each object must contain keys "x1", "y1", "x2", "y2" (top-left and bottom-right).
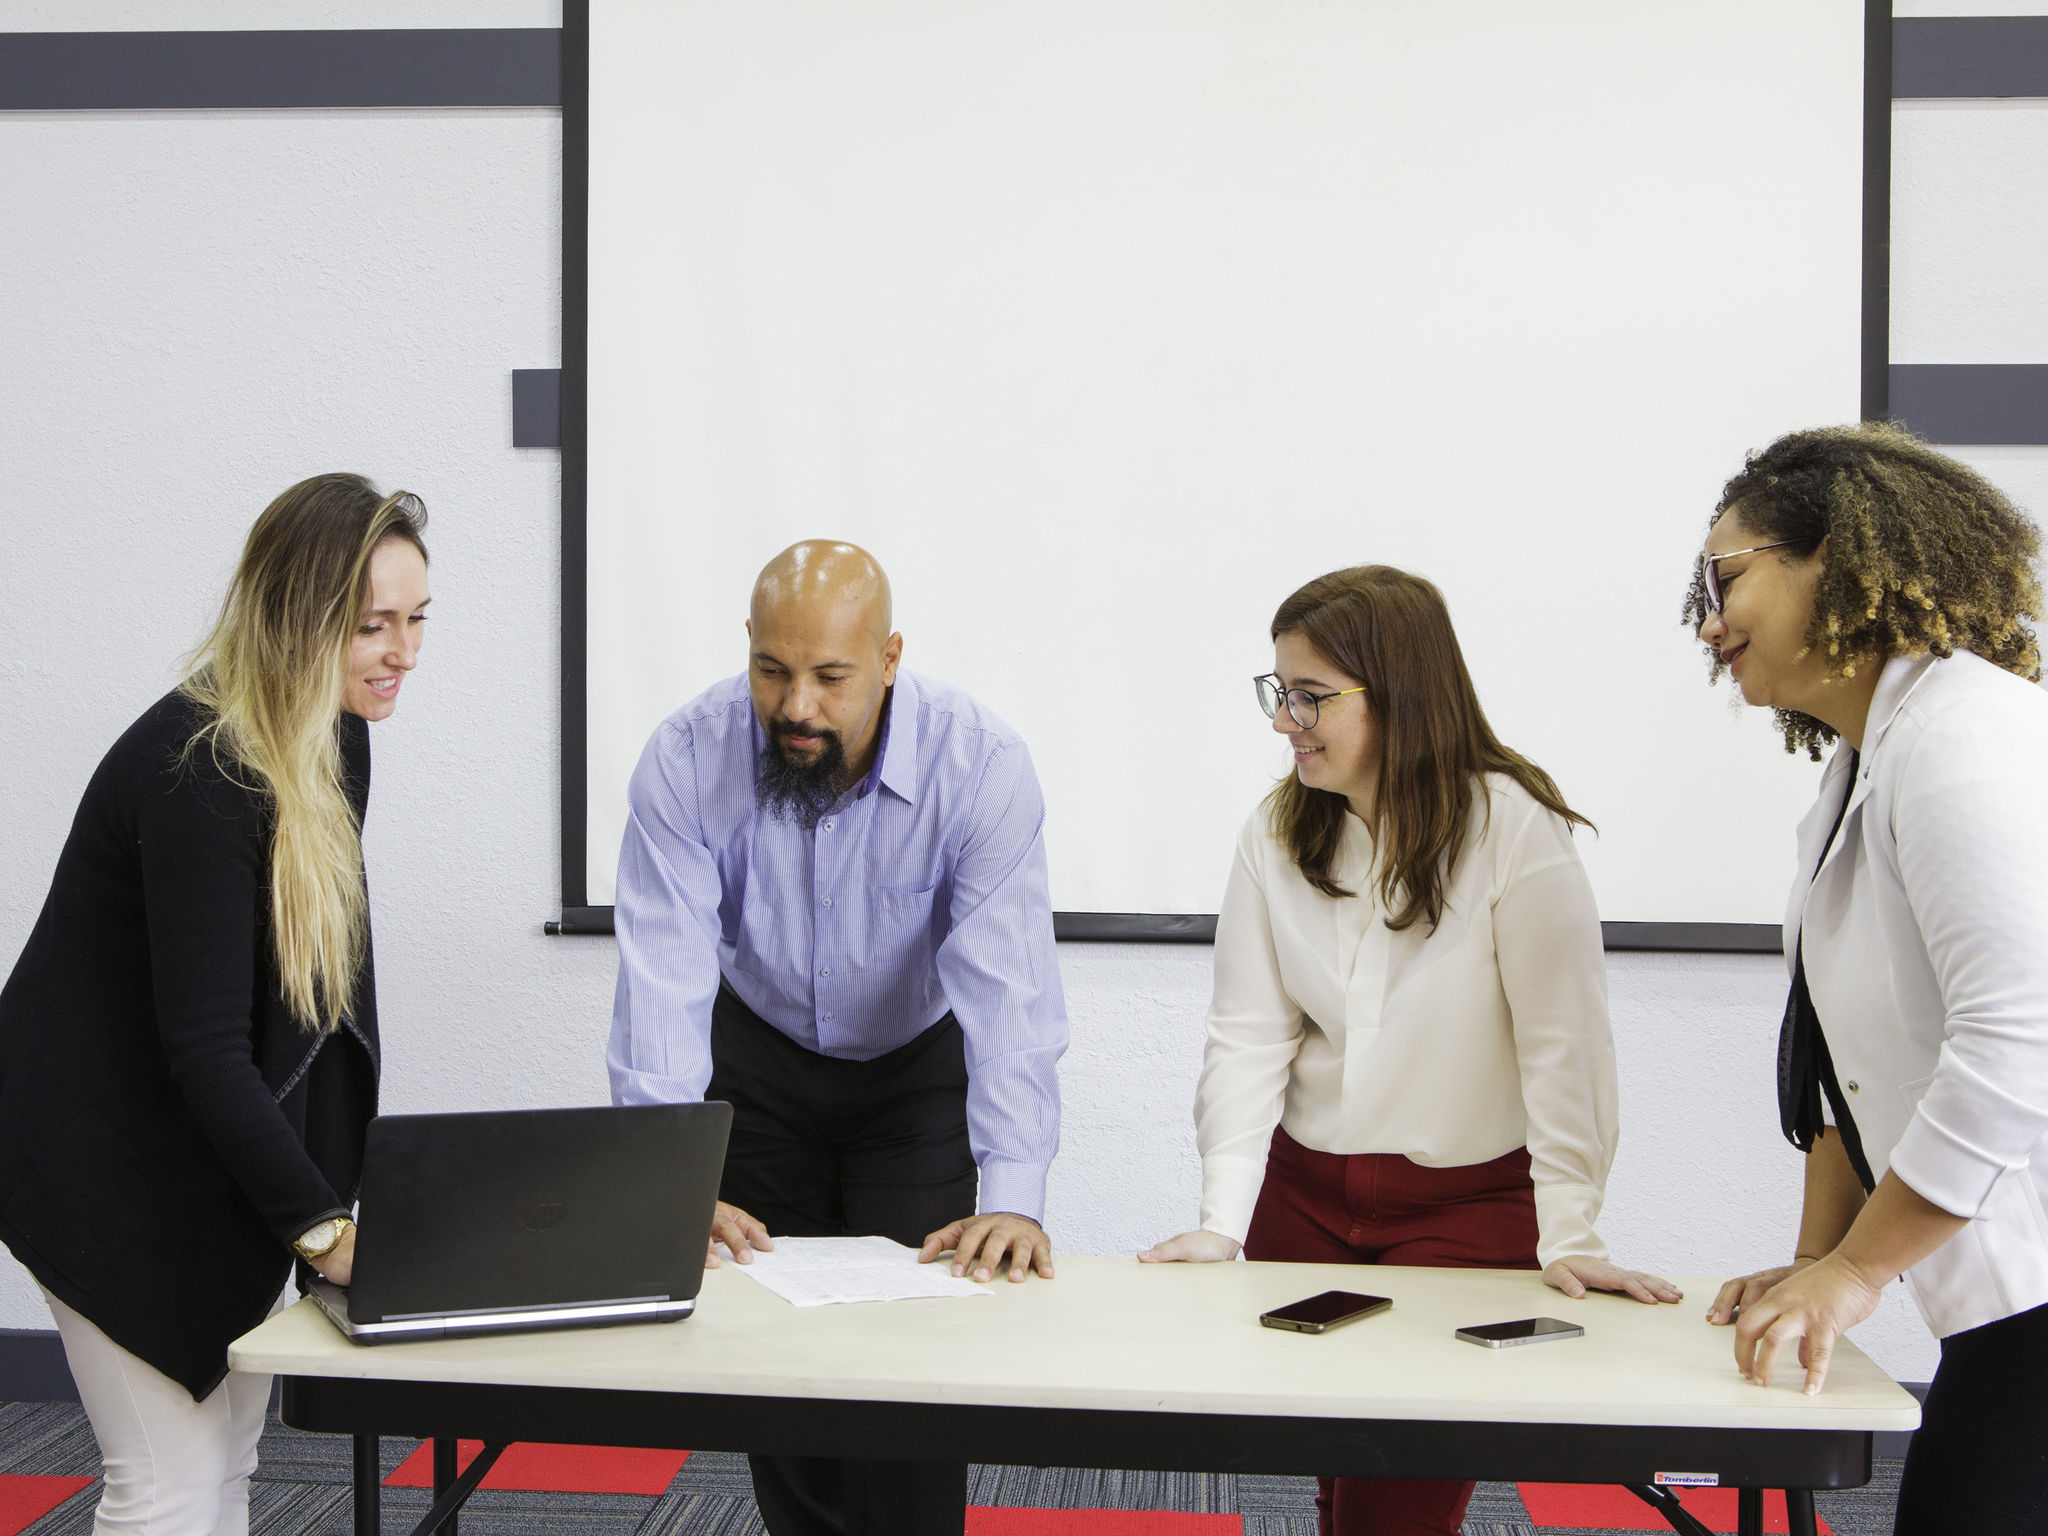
[{"x1": 520, "y1": 1198, "x2": 568, "y2": 1231}]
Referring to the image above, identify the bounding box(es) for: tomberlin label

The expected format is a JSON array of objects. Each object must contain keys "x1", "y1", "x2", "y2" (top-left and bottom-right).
[{"x1": 1653, "y1": 1471, "x2": 1721, "y2": 1487}]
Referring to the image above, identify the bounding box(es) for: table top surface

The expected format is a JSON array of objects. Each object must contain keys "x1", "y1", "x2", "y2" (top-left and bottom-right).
[{"x1": 229, "y1": 1256, "x2": 1921, "y2": 1433}]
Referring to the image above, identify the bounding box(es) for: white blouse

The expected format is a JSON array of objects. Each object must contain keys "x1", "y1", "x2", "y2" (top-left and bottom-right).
[{"x1": 1195, "y1": 774, "x2": 1619, "y2": 1268}]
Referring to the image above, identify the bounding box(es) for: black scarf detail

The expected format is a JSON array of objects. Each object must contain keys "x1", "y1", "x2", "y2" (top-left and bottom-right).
[{"x1": 1776, "y1": 749, "x2": 1876, "y2": 1194}]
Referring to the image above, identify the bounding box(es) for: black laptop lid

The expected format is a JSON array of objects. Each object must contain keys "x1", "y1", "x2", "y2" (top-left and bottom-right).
[{"x1": 346, "y1": 1102, "x2": 730, "y2": 1324}]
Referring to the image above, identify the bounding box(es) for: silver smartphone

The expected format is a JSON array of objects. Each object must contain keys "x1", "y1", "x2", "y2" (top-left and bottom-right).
[
  {"x1": 1259, "y1": 1290, "x2": 1393, "y2": 1335},
  {"x1": 1454, "y1": 1316, "x2": 1584, "y2": 1348}
]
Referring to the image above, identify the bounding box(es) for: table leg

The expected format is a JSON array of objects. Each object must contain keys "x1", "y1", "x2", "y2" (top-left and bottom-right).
[
  {"x1": 352, "y1": 1436, "x2": 379, "y2": 1536},
  {"x1": 432, "y1": 1438, "x2": 459, "y2": 1536},
  {"x1": 1624, "y1": 1485, "x2": 1715, "y2": 1536},
  {"x1": 1786, "y1": 1488, "x2": 1819, "y2": 1536},
  {"x1": 1736, "y1": 1488, "x2": 1762, "y2": 1536}
]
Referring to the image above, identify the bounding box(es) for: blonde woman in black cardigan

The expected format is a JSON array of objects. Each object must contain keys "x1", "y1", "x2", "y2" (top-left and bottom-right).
[{"x1": 0, "y1": 474, "x2": 429, "y2": 1535}]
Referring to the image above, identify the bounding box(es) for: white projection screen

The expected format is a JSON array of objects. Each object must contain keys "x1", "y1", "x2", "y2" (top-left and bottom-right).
[{"x1": 579, "y1": 0, "x2": 1868, "y2": 930}]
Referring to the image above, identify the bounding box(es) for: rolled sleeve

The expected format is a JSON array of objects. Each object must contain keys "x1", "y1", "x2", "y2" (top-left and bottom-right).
[
  {"x1": 1889, "y1": 706, "x2": 2048, "y2": 1218},
  {"x1": 608, "y1": 721, "x2": 727, "y2": 1107},
  {"x1": 933, "y1": 741, "x2": 1068, "y2": 1223}
]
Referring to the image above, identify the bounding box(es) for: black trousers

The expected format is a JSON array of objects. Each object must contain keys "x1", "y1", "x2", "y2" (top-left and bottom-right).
[
  {"x1": 1894, "y1": 1299, "x2": 2048, "y2": 1534},
  {"x1": 707, "y1": 983, "x2": 977, "y2": 1536}
]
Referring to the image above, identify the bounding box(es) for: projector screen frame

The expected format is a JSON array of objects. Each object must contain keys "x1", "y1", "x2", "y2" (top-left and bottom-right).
[{"x1": 550, "y1": 0, "x2": 1894, "y2": 952}]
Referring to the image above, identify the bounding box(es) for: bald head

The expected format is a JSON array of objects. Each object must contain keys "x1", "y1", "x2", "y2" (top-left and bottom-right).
[
  {"x1": 745, "y1": 541, "x2": 904, "y2": 799},
  {"x1": 751, "y1": 541, "x2": 893, "y2": 646}
]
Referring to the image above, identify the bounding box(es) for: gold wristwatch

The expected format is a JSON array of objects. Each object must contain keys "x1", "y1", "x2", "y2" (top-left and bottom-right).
[{"x1": 293, "y1": 1217, "x2": 353, "y2": 1261}]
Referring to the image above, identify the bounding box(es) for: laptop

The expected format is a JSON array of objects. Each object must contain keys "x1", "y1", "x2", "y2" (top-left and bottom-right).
[{"x1": 309, "y1": 1102, "x2": 730, "y2": 1344}]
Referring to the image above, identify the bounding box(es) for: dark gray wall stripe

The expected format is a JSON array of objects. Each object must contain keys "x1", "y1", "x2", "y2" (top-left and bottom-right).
[
  {"x1": 2, "y1": 17, "x2": 2040, "y2": 111},
  {"x1": 544, "y1": 907, "x2": 1787, "y2": 954},
  {"x1": 513, "y1": 368, "x2": 562, "y2": 448},
  {"x1": 1891, "y1": 364, "x2": 2048, "y2": 445},
  {"x1": 0, "y1": 1330, "x2": 77, "y2": 1403},
  {"x1": 1895, "y1": 16, "x2": 2048, "y2": 98},
  {"x1": 0, "y1": 29, "x2": 560, "y2": 110}
]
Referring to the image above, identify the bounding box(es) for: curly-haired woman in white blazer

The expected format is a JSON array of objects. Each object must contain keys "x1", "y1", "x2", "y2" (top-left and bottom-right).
[{"x1": 1691, "y1": 423, "x2": 2048, "y2": 1534}]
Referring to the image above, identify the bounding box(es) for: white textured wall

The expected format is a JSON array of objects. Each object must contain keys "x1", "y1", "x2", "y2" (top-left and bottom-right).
[{"x1": 10, "y1": 4, "x2": 2048, "y2": 1389}]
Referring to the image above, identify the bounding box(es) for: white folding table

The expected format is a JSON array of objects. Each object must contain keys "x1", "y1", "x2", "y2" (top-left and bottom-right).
[{"x1": 229, "y1": 1256, "x2": 1921, "y2": 1536}]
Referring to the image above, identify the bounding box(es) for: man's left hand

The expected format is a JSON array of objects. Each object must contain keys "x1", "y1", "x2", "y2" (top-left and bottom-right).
[{"x1": 918, "y1": 1213, "x2": 1054, "y2": 1283}]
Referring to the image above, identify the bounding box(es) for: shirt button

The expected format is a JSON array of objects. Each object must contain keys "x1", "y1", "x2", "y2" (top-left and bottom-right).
[
  {"x1": 821, "y1": 820, "x2": 835, "y2": 832},
  {"x1": 822, "y1": 1013, "x2": 834, "y2": 1023},
  {"x1": 821, "y1": 896, "x2": 833, "y2": 908},
  {"x1": 1847, "y1": 1081, "x2": 1860, "y2": 1093},
  {"x1": 819, "y1": 966, "x2": 831, "y2": 977}
]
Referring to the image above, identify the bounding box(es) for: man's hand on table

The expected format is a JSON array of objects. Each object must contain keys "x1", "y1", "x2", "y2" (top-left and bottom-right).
[
  {"x1": 1136, "y1": 1229, "x2": 1241, "y2": 1263},
  {"x1": 1542, "y1": 1257, "x2": 1684, "y2": 1305},
  {"x1": 919, "y1": 1213, "x2": 1054, "y2": 1283},
  {"x1": 707, "y1": 1201, "x2": 773, "y2": 1267}
]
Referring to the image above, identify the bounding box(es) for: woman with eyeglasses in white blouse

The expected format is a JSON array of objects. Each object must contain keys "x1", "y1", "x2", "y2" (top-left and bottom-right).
[{"x1": 1141, "y1": 564, "x2": 1678, "y2": 1536}]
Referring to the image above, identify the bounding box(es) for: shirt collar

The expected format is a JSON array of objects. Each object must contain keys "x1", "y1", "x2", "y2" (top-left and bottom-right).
[
  {"x1": 1861, "y1": 650, "x2": 1940, "y2": 759},
  {"x1": 869, "y1": 670, "x2": 921, "y2": 805}
]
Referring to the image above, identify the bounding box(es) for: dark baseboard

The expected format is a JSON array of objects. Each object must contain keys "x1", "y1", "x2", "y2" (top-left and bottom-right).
[
  {"x1": 0, "y1": 1328, "x2": 77, "y2": 1403},
  {"x1": 0, "y1": 1326, "x2": 1932, "y2": 1460}
]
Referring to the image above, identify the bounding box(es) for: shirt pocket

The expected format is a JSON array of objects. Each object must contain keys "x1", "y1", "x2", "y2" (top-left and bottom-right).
[{"x1": 869, "y1": 882, "x2": 941, "y2": 946}]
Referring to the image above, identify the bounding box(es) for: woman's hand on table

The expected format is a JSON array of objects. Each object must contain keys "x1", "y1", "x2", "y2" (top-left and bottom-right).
[
  {"x1": 1724, "y1": 1252, "x2": 1886, "y2": 1395},
  {"x1": 1542, "y1": 1256, "x2": 1684, "y2": 1305},
  {"x1": 309, "y1": 1226, "x2": 356, "y2": 1287},
  {"x1": 1136, "y1": 1229, "x2": 1242, "y2": 1264},
  {"x1": 707, "y1": 1201, "x2": 773, "y2": 1267},
  {"x1": 1705, "y1": 1259, "x2": 1815, "y2": 1327}
]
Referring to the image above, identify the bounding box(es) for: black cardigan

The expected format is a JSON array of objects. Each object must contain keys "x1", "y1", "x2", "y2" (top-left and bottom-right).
[{"x1": 0, "y1": 690, "x2": 379, "y2": 1399}]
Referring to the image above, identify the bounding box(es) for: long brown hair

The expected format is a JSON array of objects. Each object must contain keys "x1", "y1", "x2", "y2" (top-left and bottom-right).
[
  {"x1": 1265, "y1": 565, "x2": 1589, "y2": 931},
  {"x1": 182, "y1": 473, "x2": 428, "y2": 1033}
]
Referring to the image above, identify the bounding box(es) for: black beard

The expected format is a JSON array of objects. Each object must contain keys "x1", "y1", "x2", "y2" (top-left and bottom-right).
[{"x1": 754, "y1": 722, "x2": 851, "y2": 829}]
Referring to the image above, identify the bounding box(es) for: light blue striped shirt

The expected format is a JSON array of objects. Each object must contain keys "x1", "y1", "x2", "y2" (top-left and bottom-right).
[{"x1": 607, "y1": 669, "x2": 1067, "y2": 1221}]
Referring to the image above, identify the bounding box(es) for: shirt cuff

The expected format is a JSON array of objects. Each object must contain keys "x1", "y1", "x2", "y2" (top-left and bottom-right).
[
  {"x1": 1199, "y1": 1153, "x2": 1271, "y2": 1248},
  {"x1": 1889, "y1": 1106, "x2": 2012, "y2": 1220},
  {"x1": 1533, "y1": 1181, "x2": 1610, "y2": 1269},
  {"x1": 976, "y1": 1159, "x2": 1048, "y2": 1225}
]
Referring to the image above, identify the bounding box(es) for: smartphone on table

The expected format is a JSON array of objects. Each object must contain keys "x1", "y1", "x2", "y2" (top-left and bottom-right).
[
  {"x1": 1258, "y1": 1290, "x2": 1393, "y2": 1335},
  {"x1": 1454, "y1": 1316, "x2": 1584, "y2": 1348}
]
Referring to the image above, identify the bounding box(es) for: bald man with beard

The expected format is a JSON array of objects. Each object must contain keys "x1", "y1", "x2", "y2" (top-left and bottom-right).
[{"x1": 608, "y1": 542, "x2": 1068, "y2": 1536}]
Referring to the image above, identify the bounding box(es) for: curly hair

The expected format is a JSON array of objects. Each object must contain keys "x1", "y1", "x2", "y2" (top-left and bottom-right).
[{"x1": 1682, "y1": 421, "x2": 2043, "y2": 759}]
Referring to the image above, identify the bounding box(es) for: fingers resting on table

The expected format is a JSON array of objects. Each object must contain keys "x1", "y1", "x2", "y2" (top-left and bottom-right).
[
  {"x1": 1542, "y1": 1256, "x2": 1684, "y2": 1305},
  {"x1": 919, "y1": 1213, "x2": 1054, "y2": 1282},
  {"x1": 707, "y1": 1201, "x2": 774, "y2": 1267},
  {"x1": 1706, "y1": 1261, "x2": 1811, "y2": 1327},
  {"x1": 1725, "y1": 1254, "x2": 1884, "y2": 1395},
  {"x1": 1136, "y1": 1229, "x2": 1242, "y2": 1264}
]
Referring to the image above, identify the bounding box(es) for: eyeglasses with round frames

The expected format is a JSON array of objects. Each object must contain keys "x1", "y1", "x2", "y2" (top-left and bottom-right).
[
  {"x1": 1254, "y1": 673, "x2": 1366, "y2": 730},
  {"x1": 1703, "y1": 540, "x2": 1804, "y2": 614}
]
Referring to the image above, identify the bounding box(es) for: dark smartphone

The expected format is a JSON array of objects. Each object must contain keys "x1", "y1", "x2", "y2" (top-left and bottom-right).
[
  {"x1": 1454, "y1": 1316, "x2": 1585, "y2": 1348},
  {"x1": 1258, "y1": 1290, "x2": 1393, "y2": 1335}
]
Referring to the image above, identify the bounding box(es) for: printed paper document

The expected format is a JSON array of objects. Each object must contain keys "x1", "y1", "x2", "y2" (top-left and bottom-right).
[{"x1": 731, "y1": 1235, "x2": 994, "y2": 1308}]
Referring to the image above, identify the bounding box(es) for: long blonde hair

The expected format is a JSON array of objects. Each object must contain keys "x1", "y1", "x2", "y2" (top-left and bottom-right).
[{"x1": 181, "y1": 474, "x2": 428, "y2": 1033}]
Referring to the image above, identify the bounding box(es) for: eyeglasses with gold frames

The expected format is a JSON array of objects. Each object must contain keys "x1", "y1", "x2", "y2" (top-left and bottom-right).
[
  {"x1": 1254, "y1": 673, "x2": 1366, "y2": 730},
  {"x1": 1703, "y1": 540, "x2": 1805, "y2": 614}
]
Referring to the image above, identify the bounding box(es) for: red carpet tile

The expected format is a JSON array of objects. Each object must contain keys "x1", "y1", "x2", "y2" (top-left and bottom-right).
[
  {"x1": 967, "y1": 1513, "x2": 1242, "y2": 1535},
  {"x1": 0, "y1": 1474, "x2": 97, "y2": 1535},
  {"x1": 1519, "y1": 1484, "x2": 1833, "y2": 1533},
  {"x1": 385, "y1": 1441, "x2": 691, "y2": 1495}
]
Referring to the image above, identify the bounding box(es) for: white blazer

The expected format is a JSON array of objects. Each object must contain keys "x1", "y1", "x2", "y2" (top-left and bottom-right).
[{"x1": 1792, "y1": 649, "x2": 2048, "y2": 1339}]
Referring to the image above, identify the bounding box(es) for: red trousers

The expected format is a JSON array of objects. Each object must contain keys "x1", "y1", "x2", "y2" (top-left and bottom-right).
[{"x1": 1243, "y1": 1127, "x2": 1541, "y2": 1536}]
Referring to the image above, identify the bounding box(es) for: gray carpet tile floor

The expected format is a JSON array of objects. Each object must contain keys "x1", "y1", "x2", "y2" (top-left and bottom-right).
[{"x1": 0, "y1": 1401, "x2": 1901, "y2": 1535}]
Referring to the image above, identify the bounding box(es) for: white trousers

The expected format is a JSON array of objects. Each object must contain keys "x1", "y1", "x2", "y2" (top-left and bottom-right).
[{"x1": 43, "y1": 1289, "x2": 274, "y2": 1536}]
